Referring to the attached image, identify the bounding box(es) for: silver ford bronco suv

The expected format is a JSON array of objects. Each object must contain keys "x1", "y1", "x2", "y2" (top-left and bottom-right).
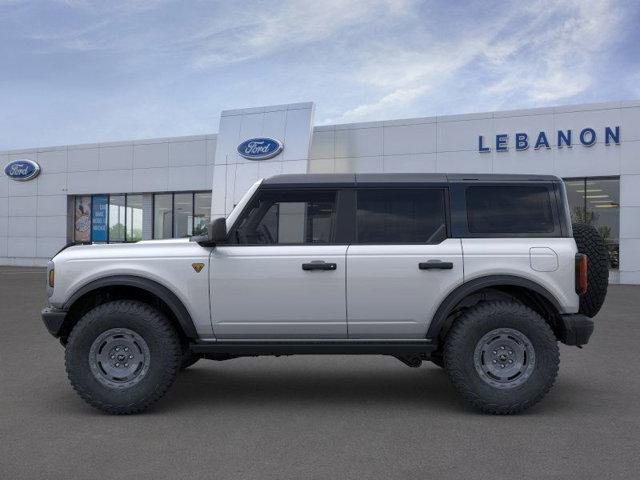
[{"x1": 42, "y1": 174, "x2": 609, "y2": 414}]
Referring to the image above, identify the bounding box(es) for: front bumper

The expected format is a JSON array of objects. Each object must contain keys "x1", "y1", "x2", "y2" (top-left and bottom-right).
[
  {"x1": 558, "y1": 313, "x2": 594, "y2": 346},
  {"x1": 41, "y1": 307, "x2": 67, "y2": 338}
]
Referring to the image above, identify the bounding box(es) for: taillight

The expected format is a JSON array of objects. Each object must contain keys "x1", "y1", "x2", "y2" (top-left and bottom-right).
[{"x1": 575, "y1": 254, "x2": 588, "y2": 295}]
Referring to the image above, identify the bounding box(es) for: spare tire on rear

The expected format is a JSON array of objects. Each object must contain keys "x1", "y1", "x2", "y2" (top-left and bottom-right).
[{"x1": 572, "y1": 223, "x2": 609, "y2": 317}]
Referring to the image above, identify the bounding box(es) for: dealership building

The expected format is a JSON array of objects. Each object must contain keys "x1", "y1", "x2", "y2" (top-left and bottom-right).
[{"x1": 2, "y1": 100, "x2": 640, "y2": 283}]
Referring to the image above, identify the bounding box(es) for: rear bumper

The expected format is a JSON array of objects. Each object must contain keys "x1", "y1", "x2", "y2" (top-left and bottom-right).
[
  {"x1": 558, "y1": 313, "x2": 594, "y2": 346},
  {"x1": 41, "y1": 307, "x2": 67, "y2": 338}
]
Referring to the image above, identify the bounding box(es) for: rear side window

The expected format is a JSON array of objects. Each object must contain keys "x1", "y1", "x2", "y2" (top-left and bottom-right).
[
  {"x1": 356, "y1": 189, "x2": 446, "y2": 243},
  {"x1": 466, "y1": 186, "x2": 555, "y2": 234}
]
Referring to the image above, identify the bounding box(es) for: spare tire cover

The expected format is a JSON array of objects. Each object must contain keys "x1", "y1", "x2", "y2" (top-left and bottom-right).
[{"x1": 572, "y1": 223, "x2": 609, "y2": 317}]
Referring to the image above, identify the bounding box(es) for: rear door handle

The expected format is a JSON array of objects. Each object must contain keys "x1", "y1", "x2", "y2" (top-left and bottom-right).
[
  {"x1": 419, "y1": 260, "x2": 453, "y2": 270},
  {"x1": 302, "y1": 261, "x2": 337, "y2": 271}
]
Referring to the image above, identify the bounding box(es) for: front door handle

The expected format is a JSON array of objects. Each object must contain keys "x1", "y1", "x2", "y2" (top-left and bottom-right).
[
  {"x1": 302, "y1": 261, "x2": 337, "y2": 271},
  {"x1": 419, "y1": 260, "x2": 453, "y2": 270}
]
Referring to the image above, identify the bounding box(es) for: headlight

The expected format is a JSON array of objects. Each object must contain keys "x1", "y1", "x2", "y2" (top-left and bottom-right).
[{"x1": 48, "y1": 269, "x2": 55, "y2": 288}]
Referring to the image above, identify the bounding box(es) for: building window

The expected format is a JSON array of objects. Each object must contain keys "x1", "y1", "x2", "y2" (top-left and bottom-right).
[
  {"x1": 153, "y1": 194, "x2": 173, "y2": 239},
  {"x1": 564, "y1": 177, "x2": 620, "y2": 269},
  {"x1": 126, "y1": 194, "x2": 144, "y2": 242},
  {"x1": 152, "y1": 191, "x2": 212, "y2": 239},
  {"x1": 174, "y1": 193, "x2": 193, "y2": 238},
  {"x1": 72, "y1": 193, "x2": 146, "y2": 243},
  {"x1": 194, "y1": 192, "x2": 212, "y2": 236},
  {"x1": 109, "y1": 194, "x2": 126, "y2": 242},
  {"x1": 74, "y1": 196, "x2": 92, "y2": 242}
]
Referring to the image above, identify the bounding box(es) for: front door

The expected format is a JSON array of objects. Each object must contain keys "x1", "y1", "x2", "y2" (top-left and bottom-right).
[
  {"x1": 210, "y1": 188, "x2": 347, "y2": 339},
  {"x1": 346, "y1": 188, "x2": 463, "y2": 338}
]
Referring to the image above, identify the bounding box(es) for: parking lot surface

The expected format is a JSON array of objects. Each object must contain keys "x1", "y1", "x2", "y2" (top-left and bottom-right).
[{"x1": 1, "y1": 266, "x2": 639, "y2": 479}]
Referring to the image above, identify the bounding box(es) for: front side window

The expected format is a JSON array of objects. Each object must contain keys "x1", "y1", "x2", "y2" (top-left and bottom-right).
[
  {"x1": 232, "y1": 190, "x2": 336, "y2": 245},
  {"x1": 356, "y1": 189, "x2": 446, "y2": 243},
  {"x1": 466, "y1": 186, "x2": 555, "y2": 234}
]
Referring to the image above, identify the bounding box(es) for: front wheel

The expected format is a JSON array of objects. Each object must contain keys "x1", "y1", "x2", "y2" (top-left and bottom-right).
[
  {"x1": 443, "y1": 301, "x2": 559, "y2": 414},
  {"x1": 65, "y1": 300, "x2": 181, "y2": 414}
]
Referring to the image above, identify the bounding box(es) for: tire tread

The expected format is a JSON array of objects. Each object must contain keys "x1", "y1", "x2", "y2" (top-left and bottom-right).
[{"x1": 65, "y1": 300, "x2": 181, "y2": 415}]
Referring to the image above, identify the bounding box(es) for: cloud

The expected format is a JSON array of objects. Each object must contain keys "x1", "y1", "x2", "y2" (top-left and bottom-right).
[
  {"x1": 191, "y1": 0, "x2": 412, "y2": 69},
  {"x1": 334, "y1": 0, "x2": 626, "y2": 122}
]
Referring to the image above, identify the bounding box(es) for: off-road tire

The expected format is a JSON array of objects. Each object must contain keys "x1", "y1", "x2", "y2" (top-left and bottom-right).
[
  {"x1": 572, "y1": 222, "x2": 609, "y2": 318},
  {"x1": 65, "y1": 300, "x2": 181, "y2": 414},
  {"x1": 180, "y1": 351, "x2": 201, "y2": 370},
  {"x1": 444, "y1": 301, "x2": 559, "y2": 414}
]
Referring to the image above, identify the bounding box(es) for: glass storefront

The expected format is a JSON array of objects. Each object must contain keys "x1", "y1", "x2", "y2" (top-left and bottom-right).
[
  {"x1": 73, "y1": 191, "x2": 211, "y2": 243},
  {"x1": 152, "y1": 191, "x2": 211, "y2": 239},
  {"x1": 564, "y1": 177, "x2": 620, "y2": 269}
]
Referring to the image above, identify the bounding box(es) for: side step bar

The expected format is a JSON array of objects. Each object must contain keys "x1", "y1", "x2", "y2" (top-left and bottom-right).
[{"x1": 190, "y1": 340, "x2": 436, "y2": 357}]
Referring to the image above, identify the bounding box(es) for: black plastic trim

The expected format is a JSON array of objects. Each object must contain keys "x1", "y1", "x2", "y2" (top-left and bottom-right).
[
  {"x1": 41, "y1": 307, "x2": 68, "y2": 337},
  {"x1": 190, "y1": 340, "x2": 436, "y2": 356},
  {"x1": 426, "y1": 275, "x2": 564, "y2": 339},
  {"x1": 63, "y1": 275, "x2": 198, "y2": 339},
  {"x1": 558, "y1": 313, "x2": 594, "y2": 346}
]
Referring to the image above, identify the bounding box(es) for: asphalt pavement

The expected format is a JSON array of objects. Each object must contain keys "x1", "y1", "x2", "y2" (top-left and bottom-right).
[{"x1": 1, "y1": 266, "x2": 639, "y2": 479}]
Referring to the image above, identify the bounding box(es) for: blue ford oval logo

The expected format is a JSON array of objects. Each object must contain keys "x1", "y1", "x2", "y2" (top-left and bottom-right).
[
  {"x1": 4, "y1": 159, "x2": 41, "y2": 181},
  {"x1": 237, "y1": 137, "x2": 283, "y2": 160}
]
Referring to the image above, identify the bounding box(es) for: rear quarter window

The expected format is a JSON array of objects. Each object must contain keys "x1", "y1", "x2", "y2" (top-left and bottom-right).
[{"x1": 466, "y1": 185, "x2": 556, "y2": 235}]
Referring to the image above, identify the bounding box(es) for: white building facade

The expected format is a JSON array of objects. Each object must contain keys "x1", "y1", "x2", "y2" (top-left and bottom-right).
[{"x1": 2, "y1": 100, "x2": 639, "y2": 283}]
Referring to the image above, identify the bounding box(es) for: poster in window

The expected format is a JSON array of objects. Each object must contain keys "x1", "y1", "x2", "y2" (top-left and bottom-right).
[
  {"x1": 74, "y1": 196, "x2": 91, "y2": 242},
  {"x1": 91, "y1": 194, "x2": 108, "y2": 242}
]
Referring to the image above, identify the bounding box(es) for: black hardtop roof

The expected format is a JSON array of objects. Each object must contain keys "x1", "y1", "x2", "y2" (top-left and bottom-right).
[{"x1": 262, "y1": 173, "x2": 561, "y2": 188}]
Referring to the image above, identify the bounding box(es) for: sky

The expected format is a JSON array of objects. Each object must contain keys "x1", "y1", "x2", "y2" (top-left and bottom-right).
[{"x1": 1, "y1": 0, "x2": 639, "y2": 150}]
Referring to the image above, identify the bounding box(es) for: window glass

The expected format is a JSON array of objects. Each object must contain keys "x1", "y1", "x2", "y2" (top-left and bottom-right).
[
  {"x1": 74, "y1": 196, "x2": 92, "y2": 242},
  {"x1": 466, "y1": 186, "x2": 555, "y2": 234},
  {"x1": 356, "y1": 189, "x2": 446, "y2": 243},
  {"x1": 126, "y1": 194, "x2": 143, "y2": 242},
  {"x1": 174, "y1": 193, "x2": 193, "y2": 237},
  {"x1": 564, "y1": 177, "x2": 619, "y2": 269},
  {"x1": 91, "y1": 194, "x2": 109, "y2": 242},
  {"x1": 108, "y1": 195, "x2": 126, "y2": 242},
  {"x1": 154, "y1": 194, "x2": 173, "y2": 239},
  {"x1": 194, "y1": 192, "x2": 212, "y2": 236},
  {"x1": 233, "y1": 191, "x2": 336, "y2": 244}
]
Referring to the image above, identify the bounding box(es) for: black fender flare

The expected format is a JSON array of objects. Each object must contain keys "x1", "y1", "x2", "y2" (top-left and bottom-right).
[
  {"x1": 63, "y1": 275, "x2": 198, "y2": 339},
  {"x1": 426, "y1": 275, "x2": 563, "y2": 340}
]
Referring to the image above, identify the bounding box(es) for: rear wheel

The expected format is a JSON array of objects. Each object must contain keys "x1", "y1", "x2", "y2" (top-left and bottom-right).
[
  {"x1": 444, "y1": 301, "x2": 559, "y2": 414},
  {"x1": 65, "y1": 300, "x2": 181, "y2": 414}
]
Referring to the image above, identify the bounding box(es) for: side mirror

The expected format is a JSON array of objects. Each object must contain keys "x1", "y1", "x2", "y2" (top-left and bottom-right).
[
  {"x1": 210, "y1": 217, "x2": 227, "y2": 244},
  {"x1": 192, "y1": 217, "x2": 226, "y2": 247}
]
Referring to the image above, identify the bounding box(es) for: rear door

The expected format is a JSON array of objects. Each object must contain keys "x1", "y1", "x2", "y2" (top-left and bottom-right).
[
  {"x1": 346, "y1": 188, "x2": 463, "y2": 338},
  {"x1": 210, "y1": 188, "x2": 348, "y2": 339}
]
